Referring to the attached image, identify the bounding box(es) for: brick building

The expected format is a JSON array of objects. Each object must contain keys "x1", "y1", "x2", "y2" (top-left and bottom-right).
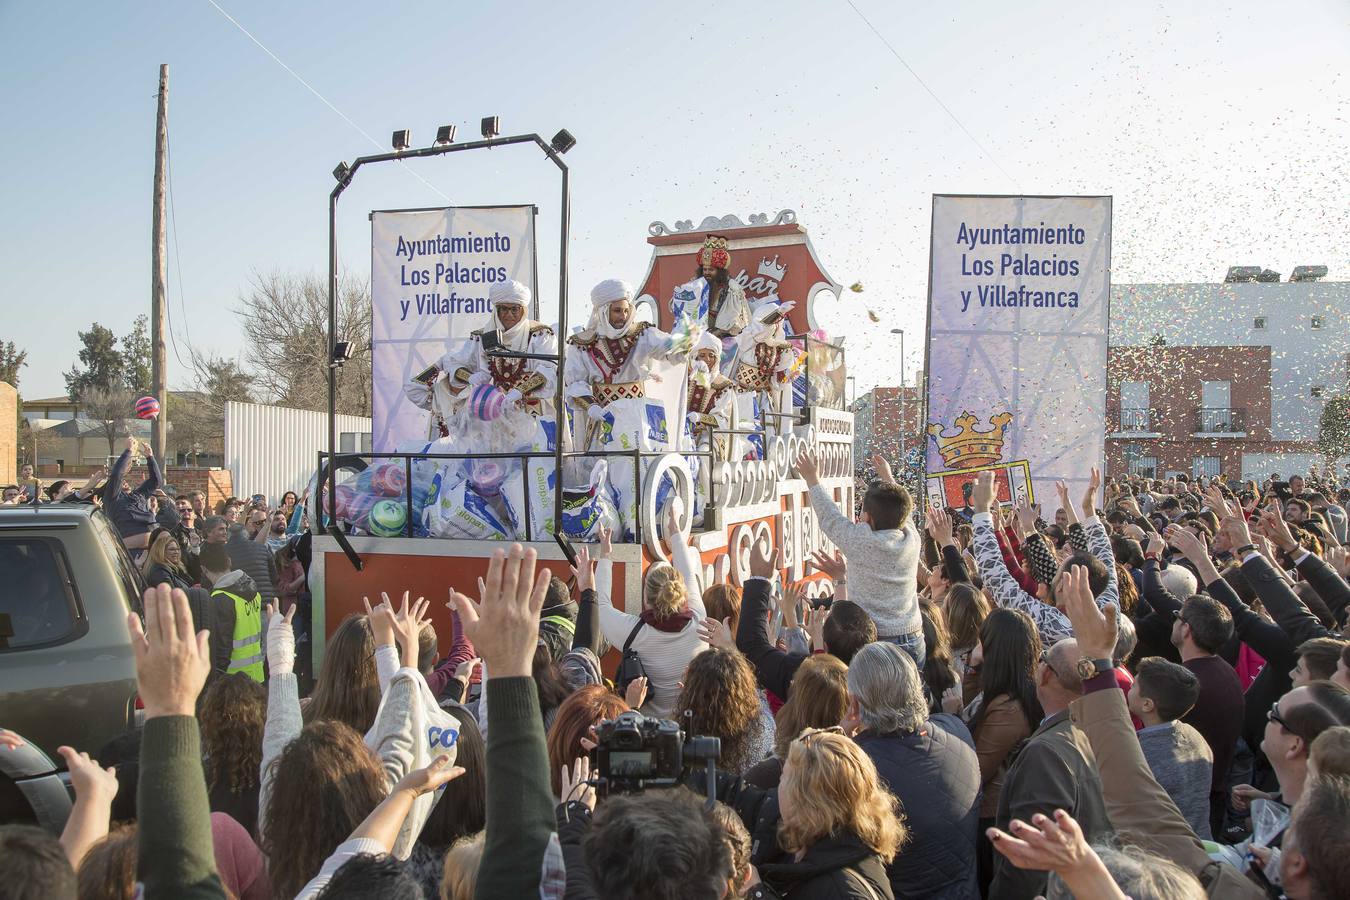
[
  {"x1": 1107, "y1": 268, "x2": 1349, "y2": 481},
  {"x1": 853, "y1": 384, "x2": 926, "y2": 478}
]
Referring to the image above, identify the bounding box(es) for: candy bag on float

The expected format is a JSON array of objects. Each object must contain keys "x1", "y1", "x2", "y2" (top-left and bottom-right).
[{"x1": 559, "y1": 459, "x2": 620, "y2": 540}]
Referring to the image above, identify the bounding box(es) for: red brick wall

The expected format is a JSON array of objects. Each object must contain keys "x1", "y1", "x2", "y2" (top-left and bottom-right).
[
  {"x1": 123, "y1": 466, "x2": 233, "y2": 511},
  {"x1": 1104, "y1": 344, "x2": 1314, "y2": 478}
]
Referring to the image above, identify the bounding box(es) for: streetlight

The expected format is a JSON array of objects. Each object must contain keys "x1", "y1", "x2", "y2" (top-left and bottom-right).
[{"x1": 891, "y1": 328, "x2": 907, "y2": 479}]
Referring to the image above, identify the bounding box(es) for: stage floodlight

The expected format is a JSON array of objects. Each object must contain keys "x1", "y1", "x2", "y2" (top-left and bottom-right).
[
  {"x1": 480, "y1": 116, "x2": 500, "y2": 139},
  {"x1": 550, "y1": 129, "x2": 577, "y2": 154},
  {"x1": 435, "y1": 124, "x2": 457, "y2": 145},
  {"x1": 331, "y1": 341, "x2": 354, "y2": 365},
  {"x1": 392, "y1": 129, "x2": 411, "y2": 151},
  {"x1": 332, "y1": 162, "x2": 351, "y2": 183}
]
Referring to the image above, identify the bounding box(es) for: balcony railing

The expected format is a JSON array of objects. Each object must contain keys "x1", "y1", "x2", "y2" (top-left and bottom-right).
[
  {"x1": 1193, "y1": 407, "x2": 1246, "y2": 434},
  {"x1": 1109, "y1": 407, "x2": 1154, "y2": 433}
]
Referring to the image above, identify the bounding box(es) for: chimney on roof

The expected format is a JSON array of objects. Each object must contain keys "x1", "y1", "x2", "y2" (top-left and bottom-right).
[
  {"x1": 1225, "y1": 266, "x2": 1262, "y2": 283},
  {"x1": 1257, "y1": 269, "x2": 1281, "y2": 283},
  {"x1": 1289, "y1": 265, "x2": 1328, "y2": 282}
]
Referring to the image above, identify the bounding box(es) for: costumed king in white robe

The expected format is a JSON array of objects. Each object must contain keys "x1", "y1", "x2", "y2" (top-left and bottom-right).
[
  {"x1": 565, "y1": 278, "x2": 698, "y2": 539},
  {"x1": 731, "y1": 298, "x2": 798, "y2": 460},
  {"x1": 685, "y1": 331, "x2": 736, "y2": 524}
]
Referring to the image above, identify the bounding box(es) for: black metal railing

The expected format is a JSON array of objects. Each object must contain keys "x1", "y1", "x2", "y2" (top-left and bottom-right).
[
  {"x1": 1193, "y1": 407, "x2": 1246, "y2": 433},
  {"x1": 1110, "y1": 407, "x2": 1153, "y2": 432}
]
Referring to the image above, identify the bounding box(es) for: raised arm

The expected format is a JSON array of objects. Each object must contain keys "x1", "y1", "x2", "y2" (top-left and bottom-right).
[
  {"x1": 129, "y1": 585, "x2": 226, "y2": 900},
  {"x1": 452, "y1": 546, "x2": 558, "y2": 900},
  {"x1": 104, "y1": 443, "x2": 133, "y2": 505},
  {"x1": 735, "y1": 543, "x2": 804, "y2": 700},
  {"x1": 139, "y1": 447, "x2": 165, "y2": 496},
  {"x1": 258, "y1": 604, "x2": 301, "y2": 841}
]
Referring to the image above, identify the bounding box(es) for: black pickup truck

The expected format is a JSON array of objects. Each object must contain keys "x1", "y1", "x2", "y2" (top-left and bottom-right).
[{"x1": 0, "y1": 503, "x2": 142, "y2": 830}]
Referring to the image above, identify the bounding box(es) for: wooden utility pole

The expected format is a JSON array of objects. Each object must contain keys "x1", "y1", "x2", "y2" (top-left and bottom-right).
[{"x1": 150, "y1": 64, "x2": 169, "y2": 461}]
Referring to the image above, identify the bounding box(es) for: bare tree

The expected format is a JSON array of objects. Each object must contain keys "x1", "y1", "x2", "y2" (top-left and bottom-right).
[
  {"x1": 79, "y1": 384, "x2": 135, "y2": 457},
  {"x1": 174, "y1": 354, "x2": 256, "y2": 462},
  {"x1": 236, "y1": 271, "x2": 371, "y2": 416}
]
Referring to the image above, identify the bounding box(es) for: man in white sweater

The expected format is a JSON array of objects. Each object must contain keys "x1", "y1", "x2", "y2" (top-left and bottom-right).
[{"x1": 797, "y1": 447, "x2": 924, "y2": 668}]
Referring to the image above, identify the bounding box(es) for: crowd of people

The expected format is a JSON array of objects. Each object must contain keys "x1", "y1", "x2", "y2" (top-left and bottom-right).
[{"x1": 4, "y1": 441, "x2": 1350, "y2": 900}]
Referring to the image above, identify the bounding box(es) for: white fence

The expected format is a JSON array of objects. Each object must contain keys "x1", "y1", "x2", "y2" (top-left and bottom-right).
[{"x1": 224, "y1": 401, "x2": 371, "y2": 505}]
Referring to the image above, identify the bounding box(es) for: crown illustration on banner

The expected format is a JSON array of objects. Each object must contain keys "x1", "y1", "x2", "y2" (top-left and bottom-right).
[
  {"x1": 757, "y1": 255, "x2": 787, "y2": 282},
  {"x1": 927, "y1": 411, "x2": 1014, "y2": 469}
]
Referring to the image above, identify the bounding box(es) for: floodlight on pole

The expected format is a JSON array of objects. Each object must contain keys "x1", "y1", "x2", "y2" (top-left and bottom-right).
[
  {"x1": 435, "y1": 125, "x2": 457, "y2": 145},
  {"x1": 550, "y1": 129, "x2": 577, "y2": 154},
  {"x1": 391, "y1": 129, "x2": 411, "y2": 151},
  {"x1": 480, "y1": 116, "x2": 500, "y2": 139}
]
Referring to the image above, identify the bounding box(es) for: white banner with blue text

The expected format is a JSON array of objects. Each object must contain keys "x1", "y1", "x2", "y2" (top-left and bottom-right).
[
  {"x1": 923, "y1": 195, "x2": 1111, "y2": 516},
  {"x1": 370, "y1": 206, "x2": 536, "y2": 451}
]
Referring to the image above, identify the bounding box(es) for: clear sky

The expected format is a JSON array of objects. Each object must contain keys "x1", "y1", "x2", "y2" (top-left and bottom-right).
[{"x1": 3, "y1": 0, "x2": 1347, "y2": 401}]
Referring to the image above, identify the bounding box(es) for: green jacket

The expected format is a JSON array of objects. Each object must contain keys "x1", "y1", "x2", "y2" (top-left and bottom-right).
[{"x1": 137, "y1": 716, "x2": 226, "y2": 899}]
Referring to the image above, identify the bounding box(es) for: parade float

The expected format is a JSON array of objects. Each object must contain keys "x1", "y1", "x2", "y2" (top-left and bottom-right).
[{"x1": 306, "y1": 130, "x2": 855, "y2": 665}]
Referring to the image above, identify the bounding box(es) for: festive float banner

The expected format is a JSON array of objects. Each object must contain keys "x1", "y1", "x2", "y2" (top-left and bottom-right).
[
  {"x1": 923, "y1": 195, "x2": 1111, "y2": 514},
  {"x1": 370, "y1": 206, "x2": 536, "y2": 451}
]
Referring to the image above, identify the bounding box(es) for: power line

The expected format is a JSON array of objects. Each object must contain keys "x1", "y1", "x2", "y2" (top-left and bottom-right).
[
  {"x1": 163, "y1": 126, "x2": 194, "y2": 372},
  {"x1": 203, "y1": 0, "x2": 450, "y2": 201},
  {"x1": 843, "y1": 0, "x2": 1020, "y2": 187}
]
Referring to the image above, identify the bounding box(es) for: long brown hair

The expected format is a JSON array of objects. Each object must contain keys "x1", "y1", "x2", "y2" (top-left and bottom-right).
[
  {"x1": 304, "y1": 614, "x2": 380, "y2": 733},
  {"x1": 773, "y1": 654, "x2": 848, "y2": 759},
  {"x1": 702, "y1": 583, "x2": 743, "y2": 634},
  {"x1": 675, "y1": 647, "x2": 762, "y2": 774},
  {"x1": 547, "y1": 685, "x2": 628, "y2": 795},
  {"x1": 779, "y1": 730, "x2": 906, "y2": 861},
  {"x1": 261, "y1": 721, "x2": 385, "y2": 900},
  {"x1": 946, "y1": 583, "x2": 990, "y2": 652},
  {"x1": 200, "y1": 673, "x2": 267, "y2": 795},
  {"x1": 419, "y1": 708, "x2": 486, "y2": 850}
]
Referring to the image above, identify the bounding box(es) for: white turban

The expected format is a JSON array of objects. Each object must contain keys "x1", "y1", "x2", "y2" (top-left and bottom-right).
[
  {"x1": 590, "y1": 279, "x2": 632, "y2": 307},
  {"x1": 490, "y1": 279, "x2": 531, "y2": 308},
  {"x1": 489, "y1": 279, "x2": 531, "y2": 347},
  {"x1": 588, "y1": 279, "x2": 635, "y2": 339},
  {"x1": 694, "y1": 331, "x2": 722, "y2": 357}
]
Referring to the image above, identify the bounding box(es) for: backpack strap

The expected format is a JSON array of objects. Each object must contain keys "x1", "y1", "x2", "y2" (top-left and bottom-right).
[
  {"x1": 841, "y1": 865, "x2": 882, "y2": 900},
  {"x1": 622, "y1": 618, "x2": 645, "y2": 651}
]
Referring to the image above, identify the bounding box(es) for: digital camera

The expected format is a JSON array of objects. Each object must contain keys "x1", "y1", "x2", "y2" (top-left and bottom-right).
[{"x1": 592, "y1": 710, "x2": 720, "y2": 799}]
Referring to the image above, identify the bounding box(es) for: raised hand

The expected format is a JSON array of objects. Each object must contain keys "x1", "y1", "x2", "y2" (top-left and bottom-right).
[
  {"x1": 1163, "y1": 524, "x2": 1208, "y2": 563},
  {"x1": 1013, "y1": 500, "x2": 1037, "y2": 539},
  {"x1": 1144, "y1": 531, "x2": 1165, "y2": 559},
  {"x1": 128, "y1": 584, "x2": 211, "y2": 719},
  {"x1": 697, "y1": 616, "x2": 736, "y2": 652},
  {"x1": 926, "y1": 506, "x2": 955, "y2": 547},
  {"x1": 560, "y1": 755, "x2": 596, "y2": 811},
  {"x1": 448, "y1": 545, "x2": 551, "y2": 679},
  {"x1": 57, "y1": 746, "x2": 118, "y2": 806},
  {"x1": 779, "y1": 582, "x2": 806, "y2": 630},
  {"x1": 598, "y1": 525, "x2": 613, "y2": 560},
  {"x1": 1259, "y1": 505, "x2": 1298, "y2": 553},
  {"x1": 1080, "y1": 467, "x2": 1101, "y2": 519},
  {"x1": 264, "y1": 601, "x2": 297, "y2": 676},
  {"x1": 870, "y1": 453, "x2": 896, "y2": 486},
  {"x1": 362, "y1": 594, "x2": 398, "y2": 648},
  {"x1": 987, "y1": 810, "x2": 1122, "y2": 899},
  {"x1": 749, "y1": 537, "x2": 781, "y2": 581},
  {"x1": 1055, "y1": 480, "x2": 1079, "y2": 526},
  {"x1": 807, "y1": 605, "x2": 829, "y2": 653},
  {"x1": 624, "y1": 675, "x2": 649, "y2": 710},
  {"x1": 795, "y1": 447, "x2": 821, "y2": 486},
  {"x1": 573, "y1": 545, "x2": 594, "y2": 593},
  {"x1": 391, "y1": 591, "x2": 430, "y2": 670},
  {"x1": 972, "y1": 471, "x2": 995, "y2": 513},
  {"x1": 392, "y1": 753, "x2": 465, "y2": 797},
  {"x1": 1057, "y1": 564, "x2": 1117, "y2": 661},
  {"x1": 453, "y1": 656, "x2": 482, "y2": 683},
  {"x1": 808, "y1": 549, "x2": 847, "y2": 582}
]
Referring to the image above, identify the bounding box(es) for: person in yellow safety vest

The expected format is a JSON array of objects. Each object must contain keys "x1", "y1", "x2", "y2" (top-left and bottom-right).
[{"x1": 197, "y1": 543, "x2": 265, "y2": 682}]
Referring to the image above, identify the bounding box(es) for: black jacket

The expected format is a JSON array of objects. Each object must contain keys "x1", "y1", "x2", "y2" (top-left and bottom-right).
[
  {"x1": 145, "y1": 563, "x2": 193, "y2": 591},
  {"x1": 225, "y1": 529, "x2": 278, "y2": 604},
  {"x1": 102, "y1": 448, "x2": 163, "y2": 539},
  {"x1": 854, "y1": 716, "x2": 981, "y2": 900},
  {"x1": 758, "y1": 829, "x2": 894, "y2": 900},
  {"x1": 736, "y1": 576, "x2": 808, "y2": 700}
]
